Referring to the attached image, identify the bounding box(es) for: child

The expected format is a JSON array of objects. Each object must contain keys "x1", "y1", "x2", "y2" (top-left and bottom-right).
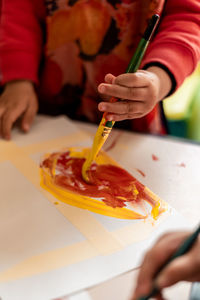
[{"x1": 0, "y1": 0, "x2": 200, "y2": 140}]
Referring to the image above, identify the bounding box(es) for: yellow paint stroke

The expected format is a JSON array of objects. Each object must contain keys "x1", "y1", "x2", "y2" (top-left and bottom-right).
[
  {"x1": 0, "y1": 241, "x2": 97, "y2": 282},
  {"x1": 0, "y1": 214, "x2": 170, "y2": 283},
  {"x1": 40, "y1": 147, "x2": 167, "y2": 220},
  {"x1": 82, "y1": 116, "x2": 113, "y2": 182},
  {"x1": 145, "y1": 187, "x2": 168, "y2": 220},
  {"x1": 0, "y1": 142, "x2": 125, "y2": 255},
  {"x1": 23, "y1": 131, "x2": 89, "y2": 155},
  {"x1": 40, "y1": 174, "x2": 145, "y2": 220}
]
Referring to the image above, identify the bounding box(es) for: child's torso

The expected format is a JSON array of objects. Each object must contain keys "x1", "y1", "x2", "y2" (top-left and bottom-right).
[{"x1": 39, "y1": 0, "x2": 165, "y2": 133}]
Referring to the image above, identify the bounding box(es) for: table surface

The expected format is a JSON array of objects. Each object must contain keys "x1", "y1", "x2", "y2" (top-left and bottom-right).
[
  {"x1": 61, "y1": 120, "x2": 200, "y2": 300},
  {"x1": 1, "y1": 116, "x2": 199, "y2": 300}
]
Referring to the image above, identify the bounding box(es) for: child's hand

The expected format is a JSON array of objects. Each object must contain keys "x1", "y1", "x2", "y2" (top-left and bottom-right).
[
  {"x1": 132, "y1": 231, "x2": 200, "y2": 300},
  {"x1": 97, "y1": 66, "x2": 172, "y2": 121},
  {"x1": 0, "y1": 80, "x2": 38, "y2": 140}
]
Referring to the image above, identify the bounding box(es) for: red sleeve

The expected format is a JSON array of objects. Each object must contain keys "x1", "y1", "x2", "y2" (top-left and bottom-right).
[
  {"x1": 0, "y1": 0, "x2": 45, "y2": 85},
  {"x1": 141, "y1": 0, "x2": 200, "y2": 90}
]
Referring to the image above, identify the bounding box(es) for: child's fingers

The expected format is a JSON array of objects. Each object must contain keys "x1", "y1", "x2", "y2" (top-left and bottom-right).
[
  {"x1": 99, "y1": 93, "x2": 111, "y2": 103},
  {"x1": 157, "y1": 238, "x2": 200, "y2": 288},
  {"x1": 1, "y1": 106, "x2": 25, "y2": 140},
  {"x1": 156, "y1": 256, "x2": 196, "y2": 289},
  {"x1": 98, "y1": 83, "x2": 146, "y2": 100},
  {"x1": 1, "y1": 111, "x2": 16, "y2": 140},
  {"x1": 98, "y1": 100, "x2": 144, "y2": 117},
  {"x1": 0, "y1": 105, "x2": 5, "y2": 117},
  {"x1": 133, "y1": 233, "x2": 187, "y2": 299},
  {"x1": 104, "y1": 73, "x2": 116, "y2": 84},
  {"x1": 133, "y1": 232, "x2": 192, "y2": 300},
  {"x1": 133, "y1": 250, "x2": 164, "y2": 299},
  {"x1": 106, "y1": 112, "x2": 142, "y2": 121},
  {"x1": 114, "y1": 72, "x2": 150, "y2": 88},
  {"x1": 21, "y1": 99, "x2": 38, "y2": 132}
]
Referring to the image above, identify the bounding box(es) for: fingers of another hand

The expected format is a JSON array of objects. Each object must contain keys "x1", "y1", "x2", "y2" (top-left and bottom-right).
[
  {"x1": 133, "y1": 232, "x2": 190, "y2": 299},
  {"x1": 156, "y1": 257, "x2": 195, "y2": 289},
  {"x1": 157, "y1": 236, "x2": 200, "y2": 289}
]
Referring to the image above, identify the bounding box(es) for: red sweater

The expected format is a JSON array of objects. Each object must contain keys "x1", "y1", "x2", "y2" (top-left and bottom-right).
[{"x1": 0, "y1": 0, "x2": 200, "y2": 133}]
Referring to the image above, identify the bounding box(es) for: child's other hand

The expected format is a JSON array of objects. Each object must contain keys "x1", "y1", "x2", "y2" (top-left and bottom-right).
[
  {"x1": 0, "y1": 80, "x2": 38, "y2": 140},
  {"x1": 131, "y1": 231, "x2": 200, "y2": 300},
  {"x1": 97, "y1": 66, "x2": 171, "y2": 121}
]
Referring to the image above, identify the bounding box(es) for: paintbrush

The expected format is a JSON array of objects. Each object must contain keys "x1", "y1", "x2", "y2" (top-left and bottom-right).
[
  {"x1": 82, "y1": 14, "x2": 160, "y2": 182},
  {"x1": 137, "y1": 223, "x2": 200, "y2": 300}
]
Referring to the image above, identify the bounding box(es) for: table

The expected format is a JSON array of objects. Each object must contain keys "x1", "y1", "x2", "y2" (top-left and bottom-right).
[
  {"x1": 62, "y1": 121, "x2": 200, "y2": 300},
  {"x1": 1, "y1": 116, "x2": 199, "y2": 300}
]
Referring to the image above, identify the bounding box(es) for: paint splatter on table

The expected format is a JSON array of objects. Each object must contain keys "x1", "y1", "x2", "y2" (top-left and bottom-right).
[{"x1": 152, "y1": 154, "x2": 159, "y2": 161}]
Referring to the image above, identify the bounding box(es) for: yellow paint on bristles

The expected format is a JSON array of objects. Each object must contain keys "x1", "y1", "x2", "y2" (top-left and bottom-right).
[{"x1": 82, "y1": 116, "x2": 114, "y2": 182}]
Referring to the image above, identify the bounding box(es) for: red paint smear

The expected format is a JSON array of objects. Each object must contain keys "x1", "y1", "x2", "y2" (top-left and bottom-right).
[
  {"x1": 136, "y1": 169, "x2": 146, "y2": 177},
  {"x1": 178, "y1": 162, "x2": 186, "y2": 168},
  {"x1": 152, "y1": 154, "x2": 159, "y2": 161},
  {"x1": 41, "y1": 151, "x2": 155, "y2": 209}
]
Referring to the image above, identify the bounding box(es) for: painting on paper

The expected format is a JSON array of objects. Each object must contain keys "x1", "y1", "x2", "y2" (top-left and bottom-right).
[{"x1": 40, "y1": 147, "x2": 167, "y2": 220}]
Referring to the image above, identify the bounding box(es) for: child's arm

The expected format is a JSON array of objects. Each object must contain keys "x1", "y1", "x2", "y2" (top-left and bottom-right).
[
  {"x1": 141, "y1": 0, "x2": 200, "y2": 91},
  {"x1": 0, "y1": 0, "x2": 45, "y2": 139},
  {"x1": 98, "y1": 0, "x2": 200, "y2": 122}
]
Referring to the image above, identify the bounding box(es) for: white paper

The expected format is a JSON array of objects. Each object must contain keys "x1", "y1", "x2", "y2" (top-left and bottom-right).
[
  {"x1": 0, "y1": 116, "x2": 194, "y2": 300},
  {"x1": 67, "y1": 291, "x2": 92, "y2": 300}
]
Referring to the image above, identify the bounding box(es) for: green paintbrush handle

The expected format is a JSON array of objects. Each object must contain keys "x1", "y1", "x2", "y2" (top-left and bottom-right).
[
  {"x1": 105, "y1": 14, "x2": 159, "y2": 128},
  {"x1": 125, "y1": 38, "x2": 149, "y2": 73}
]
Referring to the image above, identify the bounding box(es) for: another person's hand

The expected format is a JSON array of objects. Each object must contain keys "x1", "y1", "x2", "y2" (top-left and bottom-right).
[
  {"x1": 0, "y1": 80, "x2": 38, "y2": 140},
  {"x1": 98, "y1": 66, "x2": 172, "y2": 122},
  {"x1": 132, "y1": 231, "x2": 200, "y2": 300}
]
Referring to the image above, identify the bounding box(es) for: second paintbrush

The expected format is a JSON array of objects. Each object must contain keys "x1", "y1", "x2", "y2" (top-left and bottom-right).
[{"x1": 82, "y1": 14, "x2": 160, "y2": 183}]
